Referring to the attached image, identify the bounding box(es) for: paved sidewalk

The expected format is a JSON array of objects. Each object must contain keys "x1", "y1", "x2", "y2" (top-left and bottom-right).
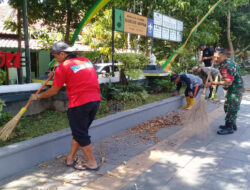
[
  {"x1": 0, "y1": 90, "x2": 249, "y2": 190},
  {"x1": 120, "y1": 94, "x2": 250, "y2": 190}
]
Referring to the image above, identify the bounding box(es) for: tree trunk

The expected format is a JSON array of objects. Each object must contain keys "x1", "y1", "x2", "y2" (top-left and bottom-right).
[
  {"x1": 65, "y1": 0, "x2": 72, "y2": 44},
  {"x1": 227, "y1": 9, "x2": 234, "y2": 59},
  {"x1": 119, "y1": 69, "x2": 128, "y2": 85}
]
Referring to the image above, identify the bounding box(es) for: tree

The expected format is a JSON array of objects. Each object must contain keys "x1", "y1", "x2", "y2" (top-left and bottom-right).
[
  {"x1": 6, "y1": 0, "x2": 94, "y2": 43},
  {"x1": 81, "y1": 9, "x2": 126, "y2": 61}
]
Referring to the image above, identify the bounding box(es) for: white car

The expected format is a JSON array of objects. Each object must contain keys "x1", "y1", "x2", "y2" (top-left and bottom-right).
[{"x1": 95, "y1": 63, "x2": 120, "y2": 77}]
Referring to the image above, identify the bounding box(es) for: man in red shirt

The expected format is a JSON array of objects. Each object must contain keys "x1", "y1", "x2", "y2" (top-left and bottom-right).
[{"x1": 30, "y1": 42, "x2": 101, "y2": 171}]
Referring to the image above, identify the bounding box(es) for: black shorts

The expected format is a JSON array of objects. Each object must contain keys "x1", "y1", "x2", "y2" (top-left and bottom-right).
[{"x1": 67, "y1": 101, "x2": 100, "y2": 147}]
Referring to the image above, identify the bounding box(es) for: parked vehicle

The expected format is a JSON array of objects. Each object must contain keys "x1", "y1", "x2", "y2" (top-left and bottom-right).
[{"x1": 95, "y1": 63, "x2": 120, "y2": 77}]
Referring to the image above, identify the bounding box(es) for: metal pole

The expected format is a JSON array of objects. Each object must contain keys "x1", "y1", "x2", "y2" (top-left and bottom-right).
[
  {"x1": 111, "y1": 7, "x2": 115, "y2": 77},
  {"x1": 22, "y1": 0, "x2": 31, "y2": 83},
  {"x1": 17, "y1": 9, "x2": 23, "y2": 84},
  {"x1": 150, "y1": 37, "x2": 153, "y2": 55}
]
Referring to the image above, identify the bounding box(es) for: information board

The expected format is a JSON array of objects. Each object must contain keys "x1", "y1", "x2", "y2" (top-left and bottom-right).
[{"x1": 153, "y1": 11, "x2": 183, "y2": 42}]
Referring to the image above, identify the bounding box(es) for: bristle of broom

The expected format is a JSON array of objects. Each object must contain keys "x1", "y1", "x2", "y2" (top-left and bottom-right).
[
  {"x1": 183, "y1": 97, "x2": 211, "y2": 137},
  {"x1": 0, "y1": 107, "x2": 27, "y2": 141}
]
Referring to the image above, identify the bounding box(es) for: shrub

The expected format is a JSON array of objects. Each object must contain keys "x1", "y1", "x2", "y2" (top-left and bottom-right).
[
  {"x1": 113, "y1": 90, "x2": 148, "y2": 102},
  {"x1": 98, "y1": 100, "x2": 109, "y2": 114},
  {"x1": 114, "y1": 53, "x2": 149, "y2": 80},
  {"x1": 116, "y1": 83, "x2": 145, "y2": 93},
  {"x1": 0, "y1": 99, "x2": 5, "y2": 116},
  {"x1": 153, "y1": 78, "x2": 176, "y2": 92},
  {"x1": 81, "y1": 51, "x2": 104, "y2": 63},
  {"x1": 0, "y1": 69, "x2": 6, "y2": 85},
  {"x1": 0, "y1": 111, "x2": 13, "y2": 126},
  {"x1": 100, "y1": 83, "x2": 121, "y2": 100}
]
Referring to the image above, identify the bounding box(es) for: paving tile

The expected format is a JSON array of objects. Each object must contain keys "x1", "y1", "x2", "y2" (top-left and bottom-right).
[
  {"x1": 202, "y1": 175, "x2": 248, "y2": 190},
  {"x1": 224, "y1": 149, "x2": 250, "y2": 162},
  {"x1": 120, "y1": 163, "x2": 178, "y2": 190}
]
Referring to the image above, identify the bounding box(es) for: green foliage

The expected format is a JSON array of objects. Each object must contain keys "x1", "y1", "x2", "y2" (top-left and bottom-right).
[
  {"x1": 81, "y1": 51, "x2": 102, "y2": 63},
  {"x1": 0, "y1": 69, "x2": 6, "y2": 85},
  {"x1": 0, "y1": 112, "x2": 13, "y2": 126},
  {"x1": 82, "y1": 9, "x2": 125, "y2": 60},
  {"x1": 100, "y1": 82, "x2": 148, "y2": 102},
  {"x1": 113, "y1": 90, "x2": 148, "y2": 103},
  {"x1": 114, "y1": 53, "x2": 149, "y2": 79},
  {"x1": 171, "y1": 49, "x2": 198, "y2": 73},
  {"x1": 147, "y1": 76, "x2": 176, "y2": 93},
  {"x1": 100, "y1": 83, "x2": 121, "y2": 100},
  {"x1": 116, "y1": 83, "x2": 145, "y2": 93},
  {"x1": 97, "y1": 100, "x2": 109, "y2": 114},
  {"x1": 153, "y1": 78, "x2": 176, "y2": 93},
  {"x1": 0, "y1": 99, "x2": 5, "y2": 115}
]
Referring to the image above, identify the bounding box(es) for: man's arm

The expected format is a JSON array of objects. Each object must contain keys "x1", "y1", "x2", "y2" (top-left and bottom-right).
[
  {"x1": 212, "y1": 79, "x2": 232, "y2": 86},
  {"x1": 30, "y1": 86, "x2": 62, "y2": 101}
]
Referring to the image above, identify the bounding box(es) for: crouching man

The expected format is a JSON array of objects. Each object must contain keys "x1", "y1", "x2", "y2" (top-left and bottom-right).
[{"x1": 171, "y1": 73, "x2": 203, "y2": 110}]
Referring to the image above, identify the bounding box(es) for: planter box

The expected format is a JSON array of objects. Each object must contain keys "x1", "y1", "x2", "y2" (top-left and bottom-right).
[{"x1": 0, "y1": 95, "x2": 184, "y2": 180}]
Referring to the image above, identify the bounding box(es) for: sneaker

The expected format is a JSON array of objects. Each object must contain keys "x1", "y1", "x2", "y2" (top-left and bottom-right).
[
  {"x1": 217, "y1": 127, "x2": 234, "y2": 135},
  {"x1": 219, "y1": 125, "x2": 237, "y2": 131}
]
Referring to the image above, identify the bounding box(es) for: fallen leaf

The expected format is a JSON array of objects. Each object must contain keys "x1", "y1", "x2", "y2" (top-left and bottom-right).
[{"x1": 38, "y1": 163, "x2": 48, "y2": 168}]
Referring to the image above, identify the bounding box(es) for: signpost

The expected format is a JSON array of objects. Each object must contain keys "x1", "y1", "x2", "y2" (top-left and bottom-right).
[{"x1": 112, "y1": 9, "x2": 184, "y2": 72}]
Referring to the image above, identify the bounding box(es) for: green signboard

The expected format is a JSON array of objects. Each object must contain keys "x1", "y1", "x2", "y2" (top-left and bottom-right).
[{"x1": 114, "y1": 9, "x2": 124, "y2": 32}]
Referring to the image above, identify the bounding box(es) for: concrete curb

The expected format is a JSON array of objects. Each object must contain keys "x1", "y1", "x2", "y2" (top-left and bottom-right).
[{"x1": 0, "y1": 95, "x2": 184, "y2": 180}]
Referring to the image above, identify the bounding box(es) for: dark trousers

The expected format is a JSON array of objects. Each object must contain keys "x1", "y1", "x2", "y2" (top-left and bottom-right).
[
  {"x1": 185, "y1": 86, "x2": 201, "y2": 98},
  {"x1": 67, "y1": 101, "x2": 100, "y2": 147},
  {"x1": 208, "y1": 76, "x2": 220, "y2": 98}
]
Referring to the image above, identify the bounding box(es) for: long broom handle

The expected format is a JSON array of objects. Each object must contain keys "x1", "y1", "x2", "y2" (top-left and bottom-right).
[{"x1": 24, "y1": 73, "x2": 54, "y2": 109}]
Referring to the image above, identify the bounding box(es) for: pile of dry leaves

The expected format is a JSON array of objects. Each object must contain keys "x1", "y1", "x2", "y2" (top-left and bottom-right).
[{"x1": 126, "y1": 111, "x2": 183, "y2": 143}]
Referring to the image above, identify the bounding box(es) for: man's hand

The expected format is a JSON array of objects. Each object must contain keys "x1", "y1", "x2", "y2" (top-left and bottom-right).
[
  {"x1": 172, "y1": 91, "x2": 179, "y2": 96},
  {"x1": 188, "y1": 91, "x2": 193, "y2": 97},
  {"x1": 48, "y1": 71, "x2": 55, "y2": 79},
  {"x1": 205, "y1": 82, "x2": 212, "y2": 88},
  {"x1": 30, "y1": 94, "x2": 40, "y2": 101}
]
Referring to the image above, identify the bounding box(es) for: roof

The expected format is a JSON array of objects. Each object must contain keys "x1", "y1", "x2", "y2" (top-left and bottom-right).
[
  {"x1": 0, "y1": 38, "x2": 43, "y2": 50},
  {"x1": 0, "y1": 4, "x2": 43, "y2": 50}
]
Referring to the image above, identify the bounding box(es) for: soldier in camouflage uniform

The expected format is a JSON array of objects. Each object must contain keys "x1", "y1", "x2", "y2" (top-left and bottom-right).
[{"x1": 207, "y1": 48, "x2": 245, "y2": 135}]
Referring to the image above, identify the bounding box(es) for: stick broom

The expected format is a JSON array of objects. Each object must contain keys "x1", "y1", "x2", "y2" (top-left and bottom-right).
[
  {"x1": 184, "y1": 62, "x2": 215, "y2": 136},
  {"x1": 0, "y1": 74, "x2": 53, "y2": 141}
]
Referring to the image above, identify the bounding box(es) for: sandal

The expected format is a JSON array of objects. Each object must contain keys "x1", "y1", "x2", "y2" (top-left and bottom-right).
[
  {"x1": 66, "y1": 157, "x2": 78, "y2": 167},
  {"x1": 74, "y1": 164, "x2": 100, "y2": 171}
]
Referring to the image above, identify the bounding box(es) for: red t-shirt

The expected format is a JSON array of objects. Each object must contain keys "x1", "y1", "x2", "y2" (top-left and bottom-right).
[{"x1": 53, "y1": 57, "x2": 101, "y2": 108}]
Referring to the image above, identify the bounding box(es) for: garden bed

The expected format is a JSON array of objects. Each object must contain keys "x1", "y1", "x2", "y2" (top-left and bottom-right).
[
  {"x1": 0, "y1": 93, "x2": 185, "y2": 180},
  {"x1": 0, "y1": 92, "x2": 178, "y2": 147}
]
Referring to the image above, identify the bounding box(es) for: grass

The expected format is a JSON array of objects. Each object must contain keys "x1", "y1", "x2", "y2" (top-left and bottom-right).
[{"x1": 0, "y1": 90, "x2": 184, "y2": 147}]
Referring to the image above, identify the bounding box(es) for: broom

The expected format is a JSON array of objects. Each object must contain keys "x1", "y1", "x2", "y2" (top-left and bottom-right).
[
  {"x1": 183, "y1": 62, "x2": 215, "y2": 136},
  {"x1": 0, "y1": 74, "x2": 53, "y2": 141}
]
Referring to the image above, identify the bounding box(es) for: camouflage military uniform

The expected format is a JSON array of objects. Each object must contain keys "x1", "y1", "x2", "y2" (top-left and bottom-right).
[{"x1": 219, "y1": 58, "x2": 245, "y2": 125}]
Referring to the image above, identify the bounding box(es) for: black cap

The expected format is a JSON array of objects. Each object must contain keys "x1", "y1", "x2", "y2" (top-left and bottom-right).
[
  {"x1": 199, "y1": 43, "x2": 206, "y2": 48},
  {"x1": 215, "y1": 48, "x2": 227, "y2": 55},
  {"x1": 50, "y1": 41, "x2": 75, "y2": 54},
  {"x1": 170, "y1": 74, "x2": 179, "y2": 82}
]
